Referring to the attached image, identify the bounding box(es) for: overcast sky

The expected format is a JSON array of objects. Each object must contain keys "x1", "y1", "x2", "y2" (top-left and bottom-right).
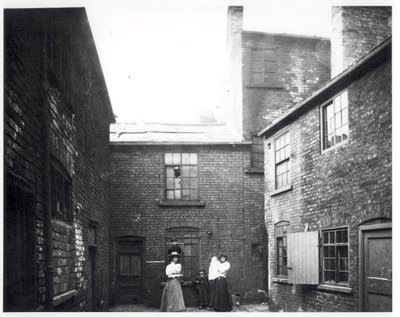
[
  {"x1": 2, "y1": 0, "x2": 394, "y2": 123},
  {"x1": 85, "y1": 1, "x2": 335, "y2": 123}
]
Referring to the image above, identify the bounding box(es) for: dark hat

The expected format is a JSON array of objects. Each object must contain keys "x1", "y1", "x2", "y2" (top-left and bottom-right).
[{"x1": 168, "y1": 251, "x2": 181, "y2": 257}]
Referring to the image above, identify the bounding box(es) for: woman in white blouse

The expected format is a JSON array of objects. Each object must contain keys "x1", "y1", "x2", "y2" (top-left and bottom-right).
[
  {"x1": 160, "y1": 252, "x2": 186, "y2": 312},
  {"x1": 209, "y1": 254, "x2": 232, "y2": 312}
]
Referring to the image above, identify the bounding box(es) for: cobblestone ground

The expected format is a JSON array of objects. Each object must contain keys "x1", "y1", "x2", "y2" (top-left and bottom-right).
[{"x1": 110, "y1": 304, "x2": 269, "y2": 312}]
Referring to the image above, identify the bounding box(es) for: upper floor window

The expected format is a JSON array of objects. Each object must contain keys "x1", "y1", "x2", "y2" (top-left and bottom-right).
[
  {"x1": 251, "y1": 136, "x2": 264, "y2": 170},
  {"x1": 322, "y1": 90, "x2": 349, "y2": 150},
  {"x1": 275, "y1": 130, "x2": 290, "y2": 189},
  {"x1": 165, "y1": 153, "x2": 198, "y2": 201},
  {"x1": 275, "y1": 221, "x2": 289, "y2": 277},
  {"x1": 50, "y1": 160, "x2": 72, "y2": 222},
  {"x1": 322, "y1": 227, "x2": 349, "y2": 285}
]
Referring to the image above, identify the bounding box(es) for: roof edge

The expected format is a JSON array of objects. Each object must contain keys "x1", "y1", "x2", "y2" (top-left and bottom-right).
[
  {"x1": 242, "y1": 30, "x2": 330, "y2": 41},
  {"x1": 258, "y1": 37, "x2": 391, "y2": 138}
]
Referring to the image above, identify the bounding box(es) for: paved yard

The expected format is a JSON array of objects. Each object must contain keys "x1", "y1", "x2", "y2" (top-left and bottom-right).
[{"x1": 110, "y1": 303, "x2": 269, "y2": 312}]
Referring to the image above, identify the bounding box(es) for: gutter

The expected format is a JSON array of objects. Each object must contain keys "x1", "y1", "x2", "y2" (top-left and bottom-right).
[{"x1": 258, "y1": 37, "x2": 391, "y2": 138}]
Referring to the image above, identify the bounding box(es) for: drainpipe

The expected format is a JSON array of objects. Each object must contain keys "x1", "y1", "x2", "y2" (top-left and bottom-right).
[{"x1": 42, "y1": 18, "x2": 54, "y2": 311}]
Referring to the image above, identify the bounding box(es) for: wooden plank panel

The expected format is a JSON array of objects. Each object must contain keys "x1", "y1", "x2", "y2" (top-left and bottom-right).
[{"x1": 288, "y1": 231, "x2": 319, "y2": 284}]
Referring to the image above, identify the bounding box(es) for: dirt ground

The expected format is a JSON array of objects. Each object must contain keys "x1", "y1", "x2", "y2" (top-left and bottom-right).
[{"x1": 110, "y1": 303, "x2": 269, "y2": 312}]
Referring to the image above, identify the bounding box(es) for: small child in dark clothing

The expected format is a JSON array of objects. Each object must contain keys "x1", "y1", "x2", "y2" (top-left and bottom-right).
[{"x1": 192, "y1": 269, "x2": 209, "y2": 309}]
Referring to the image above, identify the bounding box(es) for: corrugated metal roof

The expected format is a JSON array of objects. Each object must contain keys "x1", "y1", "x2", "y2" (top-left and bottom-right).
[{"x1": 110, "y1": 122, "x2": 243, "y2": 144}]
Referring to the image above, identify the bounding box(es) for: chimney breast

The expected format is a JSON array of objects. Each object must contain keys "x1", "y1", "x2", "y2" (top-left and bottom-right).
[{"x1": 331, "y1": 6, "x2": 391, "y2": 77}]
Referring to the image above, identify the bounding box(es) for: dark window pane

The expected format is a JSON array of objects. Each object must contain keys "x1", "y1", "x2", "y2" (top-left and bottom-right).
[
  {"x1": 338, "y1": 272, "x2": 348, "y2": 283},
  {"x1": 324, "y1": 232, "x2": 329, "y2": 244},
  {"x1": 342, "y1": 230, "x2": 348, "y2": 243},
  {"x1": 329, "y1": 232, "x2": 335, "y2": 244}
]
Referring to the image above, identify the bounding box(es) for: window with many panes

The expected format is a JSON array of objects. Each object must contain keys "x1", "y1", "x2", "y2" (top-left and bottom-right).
[
  {"x1": 50, "y1": 160, "x2": 72, "y2": 222},
  {"x1": 275, "y1": 130, "x2": 290, "y2": 189},
  {"x1": 165, "y1": 153, "x2": 198, "y2": 201},
  {"x1": 322, "y1": 90, "x2": 349, "y2": 150},
  {"x1": 322, "y1": 227, "x2": 349, "y2": 284},
  {"x1": 275, "y1": 221, "x2": 289, "y2": 277},
  {"x1": 251, "y1": 136, "x2": 264, "y2": 169},
  {"x1": 166, "y1": 227, "x2": 200, "y2": 280}
]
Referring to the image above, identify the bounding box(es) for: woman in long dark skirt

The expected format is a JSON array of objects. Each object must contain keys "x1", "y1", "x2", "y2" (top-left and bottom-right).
[
  {"x1": 160, "y1": 252, "x2": 186, "y2": 312},
  {"x1": 211, "y1": 254, "x2": 232, "y2": 312}
]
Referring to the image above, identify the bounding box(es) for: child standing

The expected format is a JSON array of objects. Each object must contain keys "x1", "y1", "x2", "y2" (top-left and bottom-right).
[{"x1": 191, "y1": 269, "x2": 209, "y2": 309}]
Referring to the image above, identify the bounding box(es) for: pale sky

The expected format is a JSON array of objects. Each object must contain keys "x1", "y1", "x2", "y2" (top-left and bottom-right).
[
  {"x1": 2, "y1": 0, "x2": 394, "y2": 124},
  {"x1": 85, "y1": 1, "x2": 333, "y2": 123}
]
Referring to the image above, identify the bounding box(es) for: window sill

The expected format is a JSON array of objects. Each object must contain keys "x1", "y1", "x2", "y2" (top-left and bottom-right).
[
  {"x1": 317, "y1": 284, "x2": 352, "y2": 294},
  {"x1": 53, "y1": 289, "x2": 78, "y2": 306},
  {"x1": 245, "y1": 167, "x2": 264, "y2": 174},
  {"x1": 159, "y1": 201, "x2": 205, "y2": 207},
  {"x1": 270, "y1": 184, "x2": 293, "y2": 197},
  {"x1": 272, "y1": 277, "x2": 289, "y2": 284}
]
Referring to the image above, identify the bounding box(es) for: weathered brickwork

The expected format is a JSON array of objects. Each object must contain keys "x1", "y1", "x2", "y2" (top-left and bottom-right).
[
  {"x1": 263, "y1": 48, "x2": 391, "y2": 312},
  {"x1": 331, "y1": 6, "x2": 391, "y2": 77},
  {"x1": 242, "y1": 32, "x2": 331, "y2": 140},
  {"x1": 109, "y1": 144, "x2": 266, "y2": 307},
  {"x1": 4, "y1": 9, "x2": 113, "y2": 311}
]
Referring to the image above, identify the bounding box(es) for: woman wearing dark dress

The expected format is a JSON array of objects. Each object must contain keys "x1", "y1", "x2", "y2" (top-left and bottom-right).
[
  {"x1": 160, "y1": 252, "x2": 186, "y2": 312},
  {"x1": 210, "y1": 254, "x2": 232, "y2": 312}
]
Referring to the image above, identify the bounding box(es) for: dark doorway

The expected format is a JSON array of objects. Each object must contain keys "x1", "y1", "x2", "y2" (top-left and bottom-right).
[
  {"x1": 115, "y1": 237, "x2": 144, "y2": 304},
  {"x1": 360, "y1": 223, "x2": 392, "y2": 312},
  {"x1": 3, "y1": 183, "x2": 36, "y2": 311},
  {"x1": 88, "y1": 247, "x2": 97, "y2": 310}
]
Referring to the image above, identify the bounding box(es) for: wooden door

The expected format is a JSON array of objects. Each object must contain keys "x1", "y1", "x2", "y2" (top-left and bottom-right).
[
  {"x1": 116, "y1": 238, "x2": 144, "y2": 304},
  {"x1": 360, "y1": 225, "x2": 392, "y2": 312},
  {"x1": 88, "y1": 247, "x2": 96, "y2": 310},
  {"x1": 4, "y1": 185, "x2": 36, "y2": 311}
]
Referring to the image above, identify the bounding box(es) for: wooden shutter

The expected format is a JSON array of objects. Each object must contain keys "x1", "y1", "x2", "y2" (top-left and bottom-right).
[{"x1": 287, "y1": 231, "x2": 319, "y2": 284}]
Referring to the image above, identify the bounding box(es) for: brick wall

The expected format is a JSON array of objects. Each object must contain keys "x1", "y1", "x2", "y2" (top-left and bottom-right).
[
  {"x1": 264, "y1": 51, "x2": 391, "y2": 311},
  {"x1": 242, "y1": 32, "x2": 331, "y2": 140},
  {"x1": 4, "y1": 9, "x2": 113, "y2": 311},
  {"x1": 109, "y1": 144, "x2": 266, "y2": 307},
  {"x1": 331, "y1": 6, "x2": 391, "y2": 77}
]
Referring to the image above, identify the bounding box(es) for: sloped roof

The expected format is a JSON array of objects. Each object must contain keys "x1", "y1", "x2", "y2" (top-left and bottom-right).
[
  {"x1": 110, "y1": 122, "x2": 244, "y2": 145},
  {"x1": 258, "y1": 37, "x2": 391, "y2": 138}
]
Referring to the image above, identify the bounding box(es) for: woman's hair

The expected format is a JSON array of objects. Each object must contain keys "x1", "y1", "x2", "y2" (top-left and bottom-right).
[
  {"x1": 218, "y1": 253, "x2": 228, "y2": 261},
  {"x1": 170, "y1": 256, "x2": 179, "y2": 262}
]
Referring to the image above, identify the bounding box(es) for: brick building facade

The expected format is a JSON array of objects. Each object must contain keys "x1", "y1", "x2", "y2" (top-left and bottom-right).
[
  {"x1": 4, "y1": 8, "x2": 114, "y2": 311},
  {"x1": 259, "y1": 7, "x2": 392, "y2": 312},
  {"x1": 108, "y1": 6, "x2": 330, "y2": 308},
  {"x1": 108, "y1": 132, "x2": 267, "y2": 307}
]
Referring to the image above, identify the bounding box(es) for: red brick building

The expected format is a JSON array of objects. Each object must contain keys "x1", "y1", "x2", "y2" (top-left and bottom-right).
[
  {"x1": 108, "y1": 6, "x2": 330, "y2": 308},
  {"x1": 259, "y1": 6, "x2": 392, "y2": 312},
  {"x1": 4, "y1": 8, "x2": 114, "y2": 311}
]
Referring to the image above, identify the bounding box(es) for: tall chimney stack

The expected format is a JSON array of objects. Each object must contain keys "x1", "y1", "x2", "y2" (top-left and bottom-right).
[
  {"x1": 331, "y1": 6, "x2": 391, "y2": 77},
  {"x1": 217, "y1": 6, "x2": 244, "y2": 140}
]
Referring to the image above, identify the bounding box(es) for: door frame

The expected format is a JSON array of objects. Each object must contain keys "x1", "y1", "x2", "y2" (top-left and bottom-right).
[
  {"x1": 114, "y1": 236, "x2": 145, "y2": 304},
  {"x1": 358, "y1": 222, "x2": 392, "y2": 312}
]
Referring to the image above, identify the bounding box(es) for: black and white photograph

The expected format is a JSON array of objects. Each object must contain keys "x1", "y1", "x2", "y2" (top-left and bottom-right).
[{"x1": 2, "y1": 0, "x2": 395, "y2": 313}]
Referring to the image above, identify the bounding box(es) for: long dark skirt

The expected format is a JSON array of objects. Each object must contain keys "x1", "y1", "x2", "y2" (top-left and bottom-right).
[
  {"x1": 211, "y1": 277, "x2": 232, "y2": 312},
  {"x1": 160, "y1": 278, "x2": 186, "y2": 312}
]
